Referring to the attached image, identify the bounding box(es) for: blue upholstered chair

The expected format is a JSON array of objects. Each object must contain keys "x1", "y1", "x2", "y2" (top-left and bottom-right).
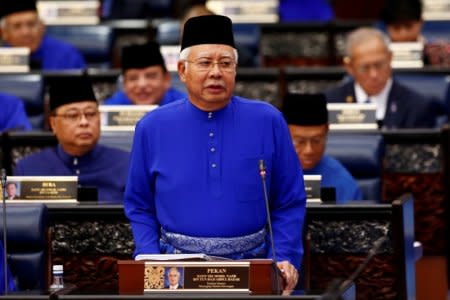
[
  {"x1": 0, "y1": 73, "x2": 44, "y2": 129},
  {"x1": 0, "y1": 204, "x2": 49, "y2": 291},
  {"x1": 325, "y1": 133, "x2": 384, "y2": 201}
]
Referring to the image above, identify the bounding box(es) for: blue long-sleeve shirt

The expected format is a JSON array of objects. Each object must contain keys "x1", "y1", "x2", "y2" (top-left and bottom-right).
[
  {"x1": 14, "y1": 144, "x2": 129, "y2": 203},
  {"x1": 124, "y1": 96, "x2": 306, "y2": 269},
  {"x1": 303, "y1": 155, "x2": 363, "y2": 203},
  {"x1": 30, "y1": 35, "x2": 86, "y2": 70},
  {"x1": 103, "y1": 88, "x2": 186, "y2": 106},
  {"x1": 0, "y1": 93, "x2": 32, "y2": 132}
]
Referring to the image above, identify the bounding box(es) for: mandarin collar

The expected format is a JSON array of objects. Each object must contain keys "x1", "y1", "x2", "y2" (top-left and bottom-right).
[
  {"x1": 56, "y1": 144, "x2": 102, "y2": 166},
  {"x1": 185, "y1": 97, "x2": 234, "y2": 120}
]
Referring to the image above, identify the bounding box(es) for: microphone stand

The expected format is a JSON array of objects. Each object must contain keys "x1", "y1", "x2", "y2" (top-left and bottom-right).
[
  {"x1": 258, "y1": 160, "x2": 281, "y2": 294},
  {"x1": 1, "y1": 169, "x2": 8, "y2": 294}
]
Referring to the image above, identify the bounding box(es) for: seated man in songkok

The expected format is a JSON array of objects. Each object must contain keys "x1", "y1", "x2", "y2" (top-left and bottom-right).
[
  {"x1": 282, "y1": 93, "x2": 363, "y2": 203},
  {"x1": 104, "y1": 42, "x2": 185, "y2": 106},
  {"x1": 14, "y1": 75, "x2": 129, "y2": 202},
  {"x1": 0, "y1": 0, "x2": 86, "y2": 70}
]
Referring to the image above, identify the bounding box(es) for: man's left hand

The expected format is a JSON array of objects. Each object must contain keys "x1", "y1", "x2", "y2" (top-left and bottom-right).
[{"x1": 276, "y1": 260, "x2": 298, "y2": 295}]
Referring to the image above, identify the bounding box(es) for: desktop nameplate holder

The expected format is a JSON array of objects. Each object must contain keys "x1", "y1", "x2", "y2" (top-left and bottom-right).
[
  {"x1": 37, "y1": 0, "x2": 100, "y2": 25},
  {"x1": 118, "y1": 255, "x2": 280, "y2": 295},
  {"x1": 100, "y1": 105, "x2": 158, "y2": 131},
  {"x1": 304, "y1": 175, "x2": 322, "y2": 203},
  {"x1": 161, "y1": 45, "x2": 181, "y2": 72},
  {"x1": 327, "y1": 103, "x2": 377, "y2": 131},
  {"x1": 3, "y1": 176, "x2": 77, "y2": 203},
  {"x1": 0, "y1": 48, "x2": 30, "y2": 73}
]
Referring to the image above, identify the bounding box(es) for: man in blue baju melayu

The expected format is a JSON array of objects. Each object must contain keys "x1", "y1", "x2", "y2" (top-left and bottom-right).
[
  {"x1": 124, "y1": 15, "x2": 306, "y2": 295},
  {"x1": 104, "y1": 42, "x2": 185, "y2": 106},
  {"x1": 282, "y1": 93, "x2": 363, "y2": 203},
  {"x1": 14, "y1": 75, "x2": 129, "y2": 203},
  {"x1": 0, "y1": 0, "x2": 86, "y2": 70}
]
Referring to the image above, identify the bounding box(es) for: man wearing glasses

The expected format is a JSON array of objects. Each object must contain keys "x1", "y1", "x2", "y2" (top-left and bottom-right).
[
  {"x1": 325, "y1": 27, "x2": 440, "y2": 129},
  {"x1": 282, "y1": 93, "x2": 362, "y2": 203},
  {"x1": 124, "y1": 15, "x2": 306, "y2": 295},
  {"x1": 0, "y1": 0, "x2": 85, "y2": 70},
  {"x1": 14, "y1": 75, "x2": 129, "y2": 203}
]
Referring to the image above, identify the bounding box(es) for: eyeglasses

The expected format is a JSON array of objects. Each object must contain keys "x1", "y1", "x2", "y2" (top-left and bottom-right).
[
  {"x1": 5, "y1": 19, "x2": 40, "y2": 33},
  {"x1": 292, "y1": 135, "x2": 326, "y2": 148},
  {"x1": 355, "y1": 59, "x2": 390, "y2": 74},
  {"x1": 185, "y1": 58, "x2": 237, "y2": 72},
  {"x1": 53, "y1": 110, "x2": 99, "y2": 123}
]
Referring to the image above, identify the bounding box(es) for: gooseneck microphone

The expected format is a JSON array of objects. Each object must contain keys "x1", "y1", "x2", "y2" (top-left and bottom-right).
[
  {"x1": 258, "y1": 159, "x2": 281, "y2": 294},
  {"x1": 1, "y1": 169, "x2": 8, "y2": 294},
  {"x1": 320, "y1": 235, "x2": 388, "y2": 300}
]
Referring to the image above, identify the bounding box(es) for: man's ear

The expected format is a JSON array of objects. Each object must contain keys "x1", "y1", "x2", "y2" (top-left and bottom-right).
[
  {"x1": 343, "y1": 56, "x2": 354, "y2": 78},
  {"x1": 49, "y1": 116, "x2": 56, "y2": 133},
  {"x1": 177, "y1": 61, "x2": 187, "y2": 83}
]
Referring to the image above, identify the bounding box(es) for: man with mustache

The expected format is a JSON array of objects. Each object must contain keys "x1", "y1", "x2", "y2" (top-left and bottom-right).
[
  {"x1": 104, "y1": 42, "x2": 186, "y2": 106},
  {"x1": 124, "y1": 15, "x2": 306, "y2": 295},
  {"x1": 14, "y1": 75, "x2": 129, "y2": 202}
]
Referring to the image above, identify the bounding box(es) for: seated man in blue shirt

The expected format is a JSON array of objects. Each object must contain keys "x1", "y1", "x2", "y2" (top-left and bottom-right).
[
  {"x1": 14, "y1": 75, "x2": 129, "y2": 203},
  {"x1": 124, "y1": 15, "x2": 305, "y2": 295},
  {"x1": 0, "y1": 92, "x2": 32, "y2": 132},
  {"x1": 282, "y1": 93, "x2": 363, "y2": 203},
  {"x1": 0, "y1": 0, "x2": 86, "y2": 70},
  {"x1": 104, "y1": 42, "x2": 185, "y2": 106}
]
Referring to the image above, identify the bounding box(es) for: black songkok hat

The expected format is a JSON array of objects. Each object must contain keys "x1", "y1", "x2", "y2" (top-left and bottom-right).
[
  {"x1": 121, "y1": 42, "x2": 166, "y2": 71},
  {"x1": 0, "y1": 0, "x2": 37, "y2": 18},
  {"x1": 181, "y1": 15, "x2": 235, "y2": 51},
  {"x1": 381, "y1": 0, "x2": 422, "y2": 24},
  {"x1": 49, "y1": 75, "x2": 97, "y2": 111},
  {"x1": 282, "y1": 93, "x2": 328, "y2": 126}
]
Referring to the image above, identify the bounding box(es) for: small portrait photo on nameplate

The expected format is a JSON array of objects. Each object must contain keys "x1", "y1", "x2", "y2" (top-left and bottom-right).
[
  {"x1": 0, "y1": 47, "x2": 30, "y2": 73},
  {"x1": 100, "y1": 105, "x2": 158, "y2": 131},
  {"x1": 142, "y1": 261, "x2": 250, "y2": 293},
  {"x1": 304, "y1": 175, "x2": 322, "y2": 203},
  {"x1": 327, "y1": 103, "x2": 378, "y2": 131},
  {"x1": 5, "y1": 176, "x2": 78, "y2": 203}
]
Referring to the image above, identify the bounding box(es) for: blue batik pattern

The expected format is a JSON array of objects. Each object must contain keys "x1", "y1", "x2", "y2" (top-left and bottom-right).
[{"x1": 160, "y1": 227, "x2": 267, "y2": 259}]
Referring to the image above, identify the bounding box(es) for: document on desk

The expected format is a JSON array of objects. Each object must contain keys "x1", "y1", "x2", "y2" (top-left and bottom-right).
[{"x1": 135, "y1": 253, "x2": 231, "y2": 261}]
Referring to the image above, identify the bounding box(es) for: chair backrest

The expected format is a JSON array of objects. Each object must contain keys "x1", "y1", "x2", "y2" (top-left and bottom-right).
[
  {"x1": 0, "y1": 73, "x2": 44, "y2": 130},
  {"x1": 326, "y1": 133, "x2": 384, "y2": 201},
  {"x1": 46, "y1": 25, "x2": 114, "y2": 68},
  {"x1": 0, "y1": 203, "x2": 49, "y2": 291},
  {"x1": 394, "y1": 72, "x2": 450, "y2": 124}
]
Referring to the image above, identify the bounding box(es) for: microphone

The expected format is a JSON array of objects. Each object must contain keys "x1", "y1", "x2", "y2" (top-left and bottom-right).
[
  {"x1": 1, "y1": 169, "x2": 8, "y2": 294},
  {"x1": 320, "y1": 235, "x2": 388, "y2": 300},
  {"x1": 258, "y1": 159, "x2": 281, "y2": 294}
]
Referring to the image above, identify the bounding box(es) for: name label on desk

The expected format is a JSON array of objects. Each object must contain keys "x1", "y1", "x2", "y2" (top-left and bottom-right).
[
  {"x1": 0, "y1": 48, "x2": 30, "y2": 73},
  {"x1": 3, "y1": 176, "x2": 77, "y2": 202},
  {"x1": 328, "y1": 103, "x2": 378, "y2": 130},
  {"x1": 142, "y1": 261, "x2": 249, "y2": 292},
  {"x1": 100, "y1": 105, "x2": 158, "y2": 131},
  {"x1": 37, "y1": 1, "x2": 100, "y2": 25},
  {"x1": 304, "y1": 175, "x2": 321, "y2": 203}
]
